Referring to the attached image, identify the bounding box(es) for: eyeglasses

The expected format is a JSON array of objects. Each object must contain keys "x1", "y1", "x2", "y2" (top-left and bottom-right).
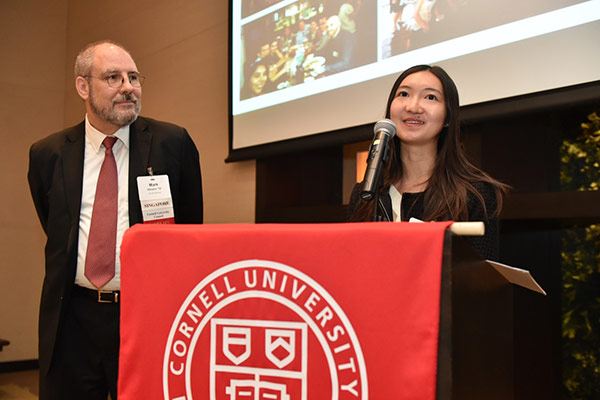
[{"x1": 84, "y1": 72, "x2": 145, "y2": 88}]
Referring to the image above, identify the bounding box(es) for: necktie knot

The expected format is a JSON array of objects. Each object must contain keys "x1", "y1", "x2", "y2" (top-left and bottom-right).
[{"x1": 103, "y1": 136, "x2": 118, "y2": 151}]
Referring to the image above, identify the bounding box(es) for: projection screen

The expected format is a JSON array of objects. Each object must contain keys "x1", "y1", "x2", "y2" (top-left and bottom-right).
[{"x1": 230, "y1": 0, "x2": 600, "y2": 155}]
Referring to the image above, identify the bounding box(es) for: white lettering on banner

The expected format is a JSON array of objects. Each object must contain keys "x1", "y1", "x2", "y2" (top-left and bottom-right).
[
  {"x1": 199, "y1": 290, "x2": 212, "y2": 309},
  {"x1": 166, "y1": 275, "x2": 241, "y2": 381},
  {"x1": 292, "y1": 279, "x2": 307, "y2": 299},
  {"x1": 185, "y1": 303, "x2": 203, "y2": 324},
  {"x1": 341, "y1": 380, "x2": 359, "y2": 397},
  {"x1": 304, "y1": 292, "x2": 320, "y2": 312},
  {"x1": 245, "y1": 269, "x2": 310, "y2": 300},
  {"x1": 163, "y1": 260, "x2": 368, "y2": 400},
  {"x1": 339, "y1": 357, "x2": 357, "y2": 373},
  {"x1": 210, "y1": 283, "x2": 224, "y2": 299},
  {"x1": 334, "y1": 343, "x2": 351, "y2": 354},
  {"x1": 178, "y1": 322, "x2": 194, "y2": 339},
  {"x1": 263, "y1": 269, "x2": 277, "y2": 289},
  {"x1": 169, "y1": 361, "x2": 183, "y2": 376},
  {"x1": 172, "y1": 340, "x2": 186, "y2": 357},
  {"x1": 328, "y1": 325, "x2": 346, "y2": 342},
  {"x1": 244, "y1": 269, "x2": 257, "y2": 287},
  {"x1": 316, "y1": 306, "x2": 333, "y2": 327},
  {"x1": 279, "y1": 274, "x2": 288, "y2": 293}
]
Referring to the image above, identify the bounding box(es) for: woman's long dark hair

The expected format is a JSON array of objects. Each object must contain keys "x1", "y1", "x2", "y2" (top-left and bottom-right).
[{"x1": 350, "y1": 64, "x2": 508, "y2": 222}]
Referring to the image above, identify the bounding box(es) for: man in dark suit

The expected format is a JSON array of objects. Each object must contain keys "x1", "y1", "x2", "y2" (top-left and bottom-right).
[{"x1": 27, "y1": 40, "x2": 203, "y2": 400}]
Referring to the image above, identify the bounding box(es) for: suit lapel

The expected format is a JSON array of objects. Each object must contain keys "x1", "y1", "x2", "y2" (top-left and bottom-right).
[
  {"x1": 128, "y1": 117, "x2": 152, "y2": 225},
  {"x1": 62, "y1": 123, "x2": 85, "y2": 224}
]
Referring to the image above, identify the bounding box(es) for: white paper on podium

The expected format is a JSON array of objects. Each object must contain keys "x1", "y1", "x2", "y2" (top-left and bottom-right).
[
  {"x1": 486, "y1": 260, "x2": 547, "y2": 295},
  {"x1": 409, "y1": 219, "x2": 485, "y2": 236},
  {"x1": 408, "y1": 219, "x2": 546, "y2": 295}
]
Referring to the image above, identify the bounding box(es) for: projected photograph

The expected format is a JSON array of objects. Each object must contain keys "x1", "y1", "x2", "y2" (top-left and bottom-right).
[
  {"x1": 231, "y1": 0, "x2": 600, "y2": 151},
  {"x1": 382, "y1": 0, "x2": 587, "y2": 58},
  {"x1": 240, "y1": 0, "x2": 377, "y2": 100},
  {"x1": 242, "y1": 0, "x2": 281, "y2": 18}
]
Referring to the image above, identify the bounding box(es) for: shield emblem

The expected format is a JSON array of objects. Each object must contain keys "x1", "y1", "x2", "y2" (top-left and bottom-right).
[
  {"x1": 265, "y1": 329, "x2": 296, "y2": 369},
  {"x1": 211, "y1": 319, "x2": 308, "y2": 400},
  {"x1": 222, "y1": 326, "x2": 251, "y2": 365}
]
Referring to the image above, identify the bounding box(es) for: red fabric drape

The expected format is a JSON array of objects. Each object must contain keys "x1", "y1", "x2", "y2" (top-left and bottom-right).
[{"x1": 118, "y1": 222, "x2": 451, "y2": 400}]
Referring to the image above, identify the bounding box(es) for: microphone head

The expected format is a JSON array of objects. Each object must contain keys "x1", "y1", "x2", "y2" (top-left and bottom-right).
[{"x1": 373, "y1": 118, "x2": 397, "y2": 138}]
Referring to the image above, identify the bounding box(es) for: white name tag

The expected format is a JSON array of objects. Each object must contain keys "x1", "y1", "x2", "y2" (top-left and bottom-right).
[{"x1": 136, "y1": 175, "x2": 175, "y2": 224}]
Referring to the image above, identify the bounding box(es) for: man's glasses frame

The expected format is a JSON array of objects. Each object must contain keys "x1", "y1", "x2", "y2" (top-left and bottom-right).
[{"x1": 84, "y1": 72, "x2": 145, "y2": 88}]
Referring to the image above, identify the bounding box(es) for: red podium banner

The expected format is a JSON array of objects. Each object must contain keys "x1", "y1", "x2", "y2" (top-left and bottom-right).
[{"x1": 118, "y1": 222, "x2": 451, "y2": 399}]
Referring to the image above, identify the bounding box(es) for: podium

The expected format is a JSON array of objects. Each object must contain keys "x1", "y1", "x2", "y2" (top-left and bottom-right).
[{"x1": 118, "y1": 223, "x2": 543, "y2": 400}]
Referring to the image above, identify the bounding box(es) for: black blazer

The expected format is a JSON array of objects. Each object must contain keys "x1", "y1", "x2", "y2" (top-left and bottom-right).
[
  {"x1": 348, "y1": 182, "x2": 500, "y2": 260},
  {"x1": 28, "y1": 116, "x2": 203, "y2": 375}
]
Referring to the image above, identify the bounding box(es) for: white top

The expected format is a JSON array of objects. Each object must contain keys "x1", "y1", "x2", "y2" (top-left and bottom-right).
[
  {"x1": 75, "y1": 116, "x2": 130, "y2": 290},
  {"x1": 389, "y1": 185, "x2": 403, "y2": 222}
]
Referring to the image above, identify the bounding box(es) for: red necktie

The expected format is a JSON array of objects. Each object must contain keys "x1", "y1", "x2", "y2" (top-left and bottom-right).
[{"x1": 85, "y1": 136, "x2": 118, "y2": 289}]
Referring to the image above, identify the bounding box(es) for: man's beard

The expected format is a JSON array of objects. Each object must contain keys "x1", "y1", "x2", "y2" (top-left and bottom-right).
[{"x1": 89, "y1": 89, "x2": 142, "y2": 127}]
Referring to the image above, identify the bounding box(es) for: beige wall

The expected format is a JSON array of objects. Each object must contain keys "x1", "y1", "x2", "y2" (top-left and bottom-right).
[
  {"x1": 0, "y1": 0, "x2": 68, "y2": 363},
  {"x1": 1, "y1": 0, "x2": 256, "y2": 363}
]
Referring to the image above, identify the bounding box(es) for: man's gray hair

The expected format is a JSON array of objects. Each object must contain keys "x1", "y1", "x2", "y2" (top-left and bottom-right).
[{"x1": 74, "y1": 40, "x2": 131, "y2": 78}]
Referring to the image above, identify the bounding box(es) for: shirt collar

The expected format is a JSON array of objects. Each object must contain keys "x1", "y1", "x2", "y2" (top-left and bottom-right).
[{"x1": 85, "y1": 115, "x2": 131, "y2": 152}]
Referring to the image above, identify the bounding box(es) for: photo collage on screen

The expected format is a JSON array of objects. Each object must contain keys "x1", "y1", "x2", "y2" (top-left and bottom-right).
[
  {"x1": 239, "y1": 0, "x2": 588, "y2": 100},
  {"x1": 240, "y1": 0, "x2": 376, "y2": 100}
]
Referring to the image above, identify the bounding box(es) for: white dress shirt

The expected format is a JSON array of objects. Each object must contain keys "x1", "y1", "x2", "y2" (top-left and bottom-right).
[{"x1": 75, "y1": 116, "x2": 130, "y2": 290}]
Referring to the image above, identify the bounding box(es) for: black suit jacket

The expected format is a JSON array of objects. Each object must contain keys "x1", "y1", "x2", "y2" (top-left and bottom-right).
[{"x1": 28, "y1": 116, "x2": 203, "y2": 376}]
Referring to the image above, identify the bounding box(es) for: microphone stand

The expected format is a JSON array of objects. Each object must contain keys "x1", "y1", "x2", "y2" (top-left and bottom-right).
[
  {"x1": 370, "y1": 175, "x2": 391, "y2": 222},
  {"x1": 377, "y1": 196, "x2": 391, "y2": 222},
  {"x1": 372, "y1": 191, "x2": 380, "y2": 222}
]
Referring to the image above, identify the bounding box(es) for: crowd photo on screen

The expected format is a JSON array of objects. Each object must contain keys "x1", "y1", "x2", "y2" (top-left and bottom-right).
[
  {"x1": 240, "y1": 0, "x2": 376, "y2": 99},
  {"x1": 238, "y1": 0, "x2": 587, "y2": 100},
  {"x1": 383, "y1": 0, "x2": 585, "y2": 58}
]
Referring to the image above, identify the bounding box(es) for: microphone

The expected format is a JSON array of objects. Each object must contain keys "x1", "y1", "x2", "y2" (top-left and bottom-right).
[{"x1": 360, "y1": 119, "x2": 396, "y2": 200}]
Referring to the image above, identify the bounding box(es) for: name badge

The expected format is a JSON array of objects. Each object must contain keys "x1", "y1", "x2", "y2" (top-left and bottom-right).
[{"x1": 136, "y1": 175, "x2": 175, "y2": 224}]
